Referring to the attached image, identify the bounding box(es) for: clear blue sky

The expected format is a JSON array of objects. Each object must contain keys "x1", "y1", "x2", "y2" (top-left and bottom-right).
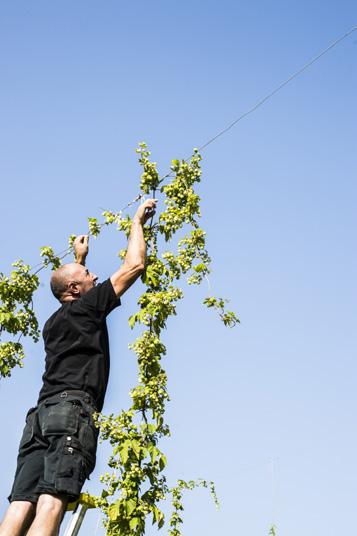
[{"x1": 1, "y1": 2, "x2": 356, "y2": 535}]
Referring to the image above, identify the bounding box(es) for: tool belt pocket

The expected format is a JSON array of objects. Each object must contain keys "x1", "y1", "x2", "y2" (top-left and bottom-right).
[{"x1": 41, "y1": 400, "x2": 80, "y2": 436}]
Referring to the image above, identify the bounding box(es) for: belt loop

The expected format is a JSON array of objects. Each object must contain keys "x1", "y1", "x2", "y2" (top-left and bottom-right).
[{"x1": 60, "y1": 391, "x2": 68, "y2": 398}]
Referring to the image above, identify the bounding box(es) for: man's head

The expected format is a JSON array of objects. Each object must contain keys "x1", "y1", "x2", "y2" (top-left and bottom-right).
[{"x1": 50, "y1": 263, "x2": 98, "y2": 302}]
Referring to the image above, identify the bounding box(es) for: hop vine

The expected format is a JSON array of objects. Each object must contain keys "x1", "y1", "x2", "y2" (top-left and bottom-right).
[
  {"x1": 0, "y1": 261, "x2": 40, "y2": 377},
  {"x1": 94, "y1": 145, "x2": 238, "y2": 535}
]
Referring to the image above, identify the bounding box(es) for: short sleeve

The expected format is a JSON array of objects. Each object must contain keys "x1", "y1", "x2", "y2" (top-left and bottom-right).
[{"x1": 77, "y1": 279, "x2": 121, "y2": 317}]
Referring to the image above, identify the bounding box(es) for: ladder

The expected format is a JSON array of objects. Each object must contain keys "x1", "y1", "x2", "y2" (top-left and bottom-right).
[{"x1": 63, "y1": 493, "x2": 97, "y2": 536}]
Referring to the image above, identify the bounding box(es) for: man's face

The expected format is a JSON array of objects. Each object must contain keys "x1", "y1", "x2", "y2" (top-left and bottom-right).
[{"x1": 70, "y1": 264, "x2": 98, "y2": 296}]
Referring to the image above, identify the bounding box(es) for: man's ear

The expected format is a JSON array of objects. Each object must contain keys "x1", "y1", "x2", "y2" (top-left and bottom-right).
[{"x1": 68, "y1": 281, "x2": 80, "y2": 296}]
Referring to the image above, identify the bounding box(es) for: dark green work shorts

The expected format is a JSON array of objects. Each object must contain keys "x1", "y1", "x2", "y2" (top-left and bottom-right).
[{"x1": 8, "y1": 391, "x2": 99, "y2": 504}]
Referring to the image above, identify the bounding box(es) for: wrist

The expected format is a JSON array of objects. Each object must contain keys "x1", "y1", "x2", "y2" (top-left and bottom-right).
[
  {"x1": 75, "y1": 254, "x2": 87, "y2": 266},
  {"x1": 132, "y1": 217, "x2": 143, "y2": 226}
]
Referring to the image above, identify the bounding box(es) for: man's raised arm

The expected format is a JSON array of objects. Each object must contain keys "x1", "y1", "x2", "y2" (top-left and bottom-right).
[{"x1": 110, "y1": 198, "x2": 157, "y2": 298}]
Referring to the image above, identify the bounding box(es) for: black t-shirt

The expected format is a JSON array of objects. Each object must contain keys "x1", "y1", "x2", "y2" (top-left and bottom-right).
[{"x1": 37, "y1": 279, "x2": 120, "y2": 411}]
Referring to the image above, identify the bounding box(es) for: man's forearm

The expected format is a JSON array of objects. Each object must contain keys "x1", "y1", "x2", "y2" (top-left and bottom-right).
[
  {"x1": 109, "y1": 200, "x2": 156, "y2": 297},
  {"x1": 124, "y1": 218, "x2": 146, "y2": 268}
]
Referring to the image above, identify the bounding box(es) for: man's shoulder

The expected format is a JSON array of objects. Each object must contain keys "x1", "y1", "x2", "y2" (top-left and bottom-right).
[
  {"x1": 78, "y1": 278, "x2": 120, "y2": 314},
  {"x1": 43, "y1": 303, "x2": 66, "y2": 333},
  {"x1": 44, "y1": 279, "x2": 120, "y2": 331},
  {"x1": 83, "y1": 278, "x2": 113, "y2": 299}
]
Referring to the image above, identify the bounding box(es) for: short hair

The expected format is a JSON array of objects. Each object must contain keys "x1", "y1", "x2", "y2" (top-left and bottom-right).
[{"x1": 50, "y1": 265, "x2": 72, "y2": 301}]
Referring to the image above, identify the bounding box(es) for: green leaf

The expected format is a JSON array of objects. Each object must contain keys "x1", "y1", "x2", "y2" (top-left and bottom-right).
[
  {"x1": 193, "y1": 263, "x2": 206, "y2": 273},
  {"x1": 148, "y1": 445, "x2": 160, "y2": 463},
  {"x1": 159, "y1": 453, "x2": 167, "y2": 470},
  {"x1": 129, "y1": 517, "x2": 140, "y2": 530},
  {"x1": 131, "y1": 439, "x2": 141, "y2": 459},
  {"x1": 108, "y1": 502, "x2": 120, "y2": 522},
  {"x1": 126, "y1": 498, "x2": 136, "y2": 516},
  {"x1": 152, "y1": 505, "x2": 165, "y2": 527},
  {"x1": 119, "y1": 440, "x2": 130, "y2": 464},
  {"x1": 128, "y1": 314, "x2": 136, "y2": 329}
]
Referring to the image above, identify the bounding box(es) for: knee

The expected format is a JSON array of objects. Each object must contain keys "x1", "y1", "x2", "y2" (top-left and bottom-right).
[
  {"x1": 37, "y1": 494, "x2": 67, "y2": 516},
  {"x1": 8, "y1": 500, "x2": 35, "y2": 518},
  {"x1": 0, "y1": 501, "x2": 35, "y2": 535}
]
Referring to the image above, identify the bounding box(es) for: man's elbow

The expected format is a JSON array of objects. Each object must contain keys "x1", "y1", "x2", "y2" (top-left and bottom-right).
[
  {"x1": 126, "y1": 261, "x2": 145, "y2": 277},
  {"x1": 110, "y1": 262, "x2": 146, "y2": 297}
]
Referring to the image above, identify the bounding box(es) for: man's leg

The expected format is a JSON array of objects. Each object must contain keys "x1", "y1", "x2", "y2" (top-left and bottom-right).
[
  {"x1": 0, "y1": 500, "x2": 36, "y2": 536},
  {"x1": 26, "y1": 494, "x2": 68, "y2": 536}
]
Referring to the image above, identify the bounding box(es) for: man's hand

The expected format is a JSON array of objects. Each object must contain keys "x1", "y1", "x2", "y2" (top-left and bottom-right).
[
  {"x1": 133, "y1": 199, "x2": 158, "y2": 225},
  {"x1": 74, "y1": 235, "x2": 89, "y2": 266}
]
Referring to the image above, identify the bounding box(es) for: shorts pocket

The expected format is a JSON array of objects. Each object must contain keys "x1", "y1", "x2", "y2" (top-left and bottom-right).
[
  {"x1": 18, "y1": 409, "x2": 36, "y2": 450},
  {"x1": 55, "y1": 436, "x2": 93, "y2": 498},
  {"x1": 41, "y1": 401, "x2": 80, "y2": 436},
  {"x1": 79, "y1": 418, "x2": 98, "y2": 449},
  {"x1": 56, "y1": 456, "x2": 86, "y2": 498},
  {"x1": 80, "y1": 424, "x2": 98, "y2": 472}
]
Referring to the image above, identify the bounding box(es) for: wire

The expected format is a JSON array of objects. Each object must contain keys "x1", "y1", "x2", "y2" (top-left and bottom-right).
[
  {"x1": 25, "y1": 26, "x2": 357, "y2": 275},
  {"x1": 30, "y1": 247, "x2": 72, "y2": 272},
  {"x1": 28, "y1": 195, "x2": 145, "y2": 273},
  {"x1": 197, "y1": 26, "x2": 357, "y2": 152},
  {"x1": 149, "y1": 27, "x2": 356, "y2": 186}
]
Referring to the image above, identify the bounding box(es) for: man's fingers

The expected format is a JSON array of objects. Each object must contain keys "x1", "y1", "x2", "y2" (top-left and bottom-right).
[
  {"x1": 139, "y1": 199, "x2": 158, "y2": 215},
  {"x1": 74, "y1": 235, "x2": 89, "y2": 250},
  {"x1": 144, "y1": 201, "x2": 157, "y2": 212},
  {"x1": 134, "y1": 198, "x2": 158, "y2": 223},
  {"x1": 74, "y1": 234, "x2": 88, "y2": 243}
]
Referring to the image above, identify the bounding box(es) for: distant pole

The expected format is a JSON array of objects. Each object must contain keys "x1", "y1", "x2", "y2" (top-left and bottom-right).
[{"x1": 270, "y1": 457, "x2": 278, "y2": 532}]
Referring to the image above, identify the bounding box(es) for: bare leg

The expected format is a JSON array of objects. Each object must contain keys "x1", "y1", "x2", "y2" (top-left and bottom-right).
[
  {"x1": 26, "y1": 494, "x2": 68, "y2": 536},
  {"x1": 0, "y1": 500, "x2": 36, "y2": 536}
]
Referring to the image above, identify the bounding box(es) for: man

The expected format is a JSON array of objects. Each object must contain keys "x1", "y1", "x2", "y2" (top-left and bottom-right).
[{"x1": 0, "y1": 198, "x2": 157, "y2": 536}]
